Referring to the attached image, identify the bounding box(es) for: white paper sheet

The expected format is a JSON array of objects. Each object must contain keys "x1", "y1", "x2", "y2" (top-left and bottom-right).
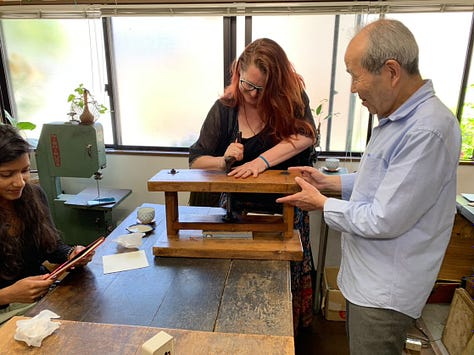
[{"x1": 102, "y1": 250, "x2": 149, "y2": 274}]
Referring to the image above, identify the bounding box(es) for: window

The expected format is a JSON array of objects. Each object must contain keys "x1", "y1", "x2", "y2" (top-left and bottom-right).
[
  {"x1": 368, "y1": 12, "x2": 474, "y2": 159},
  {"x1": 252, "y1": 14, "x2": 369, "y2": 154},
  {"x1": 1, "y1": 19, "x2": 108, "y2": 145},
  {"x1": 460, "y1": 61, "x2": 474, "y2": 160},
  {"x1": 0, "y1": 6, "x2": 473, "y2": 159},
  {"x1": 109, "y1": 17, "x2": 223, "y2": 148},
  {"x1": 386, "y1": 12, "x2": 471, "y2": 112}
]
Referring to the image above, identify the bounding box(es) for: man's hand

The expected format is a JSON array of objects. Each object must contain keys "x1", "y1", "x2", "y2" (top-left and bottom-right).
[
  {"x1": 276, "y1": 176, "x2": 328, "y2": 211},
  {"x1": 287, "y1": 166, "x2": 341, "y2": 192}
]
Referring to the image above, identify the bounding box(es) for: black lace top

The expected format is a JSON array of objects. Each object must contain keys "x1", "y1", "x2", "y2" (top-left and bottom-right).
[{"x1": 189, "y1": 91, "x2": 316, "y2": 213}]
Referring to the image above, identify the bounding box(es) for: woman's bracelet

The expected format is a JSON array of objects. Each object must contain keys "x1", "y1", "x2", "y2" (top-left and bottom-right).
[
  {"x1": 258, "y1": 155, "x2": 270, "y2": 169},
  {"x1": 66, "y1": 246, "x2": 77, "y2": 260}
]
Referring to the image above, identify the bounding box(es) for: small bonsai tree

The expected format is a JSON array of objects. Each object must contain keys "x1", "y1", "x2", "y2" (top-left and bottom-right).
[{"x1": 67, "y1": 83, "x2": 107, "y2": 122}]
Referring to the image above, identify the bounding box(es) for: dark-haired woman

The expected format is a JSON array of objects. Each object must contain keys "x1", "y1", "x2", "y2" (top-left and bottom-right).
[
  {"x1": 189, "y1": 38, "x2": 316, "y2": 333},
  {"x1": 0, "y1": 124, "x2": 92, "y2": 324}
]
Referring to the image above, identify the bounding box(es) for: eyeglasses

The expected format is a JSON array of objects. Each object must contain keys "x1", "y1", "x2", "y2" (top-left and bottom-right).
[{"x1": 239, "y1": 79, "x2": 264, "y2": 93}]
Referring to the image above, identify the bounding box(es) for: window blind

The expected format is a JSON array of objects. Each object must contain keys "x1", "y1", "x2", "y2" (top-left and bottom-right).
[{"x1": 0, "y1": 1, "x2": 473, "y2": 19}]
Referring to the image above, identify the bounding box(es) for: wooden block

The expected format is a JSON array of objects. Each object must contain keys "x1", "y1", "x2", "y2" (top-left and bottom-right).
[
  {"x1": 141, "y1": 331, "x2": 174, "y2": 355},
  {"x1": 442, "y1": 288, "x2": 474, "y2": 355}
]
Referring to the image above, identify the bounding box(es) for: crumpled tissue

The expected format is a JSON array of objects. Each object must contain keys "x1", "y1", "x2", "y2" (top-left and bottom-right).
[
  {"x1": 114, "y1": 232, "x2": 145, "y2": 248},
  {"x1": 15, "y1": 310, "x2": 61, "y2": 347}
]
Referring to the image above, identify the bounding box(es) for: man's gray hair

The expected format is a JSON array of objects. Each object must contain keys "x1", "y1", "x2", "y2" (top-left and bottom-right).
[{"x1": 361, "y1": 19, "x2": 420, "y2": 75}]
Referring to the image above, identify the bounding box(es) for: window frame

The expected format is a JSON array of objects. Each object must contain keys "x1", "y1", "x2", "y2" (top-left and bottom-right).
[{"x1": 0, "y1": 6, "x2": 472, "y2": 161}]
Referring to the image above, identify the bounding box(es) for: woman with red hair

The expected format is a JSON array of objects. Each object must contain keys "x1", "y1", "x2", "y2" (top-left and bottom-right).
[{"x1": 189, "y1": 38, "x2": 316, "y2": 332}]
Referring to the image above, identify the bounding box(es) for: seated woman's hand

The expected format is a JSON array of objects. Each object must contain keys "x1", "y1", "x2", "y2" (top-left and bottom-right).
[
  {"x1": 68, "y1": 245, "x2": 94, "y2": 267},
  {"x1": 1, "y1": 276, "x2": 54, "y2": 304}
]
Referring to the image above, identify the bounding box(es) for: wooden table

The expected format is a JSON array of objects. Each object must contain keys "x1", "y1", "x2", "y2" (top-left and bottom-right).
[
  {"x1": 25, "y1": 204, "x2": 294, "y2": 340},
  {"x1": 1, "y1": 317, "x2": 294, "y2": 354},
  {"x1": 147, "y1": 169, "x2": 303, "y2": 260}
]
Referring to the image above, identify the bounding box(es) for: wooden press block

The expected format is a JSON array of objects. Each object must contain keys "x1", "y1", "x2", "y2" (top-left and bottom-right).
[{"x1": 141, "y1": 331, "x2": 174, "y2": 355}]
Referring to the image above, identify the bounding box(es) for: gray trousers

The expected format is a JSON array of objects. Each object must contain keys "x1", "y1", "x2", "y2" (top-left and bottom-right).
[{"x1": 346, "y1": 300, "x2": 415, "y2": 355}]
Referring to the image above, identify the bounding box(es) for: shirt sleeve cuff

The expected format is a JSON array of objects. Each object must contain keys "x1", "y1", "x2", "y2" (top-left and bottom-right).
[
  {"x1": 340, "y1": 173, "x2": 356, "y2": 200},
  {"x1": 323, "y1": 197, "x2": 349, "y2": 231}
]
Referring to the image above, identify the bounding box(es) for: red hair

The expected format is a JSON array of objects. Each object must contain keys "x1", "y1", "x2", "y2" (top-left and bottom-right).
[{"x1": 221, "y1": 38, "x2": 314, "y2": 143}]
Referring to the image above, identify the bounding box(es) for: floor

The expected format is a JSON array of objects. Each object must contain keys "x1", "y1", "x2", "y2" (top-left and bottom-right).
[
  {"x1": 295, "y1": 304, "x2": 451, "y2": 355},
  {"x1": 295, "y1": 312, "x2": 349, "y2": 355}
]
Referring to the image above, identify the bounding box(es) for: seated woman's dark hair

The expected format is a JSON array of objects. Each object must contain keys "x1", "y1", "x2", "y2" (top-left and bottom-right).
[
  {"x1": 0, "y1": 124, "x2": 60, "y2": 281},
  {"x1": 0, "y1": 124, "x2": 31, "y2": 165}
]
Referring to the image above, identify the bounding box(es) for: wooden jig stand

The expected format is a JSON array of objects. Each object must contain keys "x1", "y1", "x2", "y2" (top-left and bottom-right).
[{"x1": 147, "y1": 169, "x2": 303, "y2": 261}]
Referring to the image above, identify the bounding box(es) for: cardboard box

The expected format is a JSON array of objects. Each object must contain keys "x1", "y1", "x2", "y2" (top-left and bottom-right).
[
  {"x1": 465, "y1": 276, "x2": 474, "y2": 299},
  {"x1": 442, "y1": 288, "x2": 474, "y2": 355},
  {"x1": 322, "y1": 267, "x2": 347, "y2": 321}
]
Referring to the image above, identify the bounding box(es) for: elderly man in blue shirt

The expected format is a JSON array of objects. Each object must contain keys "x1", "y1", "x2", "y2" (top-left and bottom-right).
[{"x1": 277, "y1": 19, "x2": 461, "y2": 354}]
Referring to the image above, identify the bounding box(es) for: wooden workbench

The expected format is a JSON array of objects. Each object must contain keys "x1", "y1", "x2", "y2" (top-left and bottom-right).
[
  {"x1": 0, "y1": 317, "x2": 294, "y2": 355},
  {"x1": 436, "y1": 195, "x2": 474, "y2": 281},
  {"x1": 24, "y1": 204, "x2": 293, "y2": 339},
  {"x1": 147, "y1": 169, "x2": 303, "y2": 260}
]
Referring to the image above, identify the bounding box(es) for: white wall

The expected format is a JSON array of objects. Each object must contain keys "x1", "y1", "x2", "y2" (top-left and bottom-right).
[{"x1": 59, "y1": 153, "x2": 473, "y2": 268}]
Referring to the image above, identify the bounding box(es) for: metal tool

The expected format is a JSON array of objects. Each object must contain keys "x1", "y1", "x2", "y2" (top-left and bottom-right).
[
  {"x1": 223, "y1": 131, "x2": 242, "y2": 222},
  {"x1": 224, "y1": 131, "x2": 242, "y2": 173}
]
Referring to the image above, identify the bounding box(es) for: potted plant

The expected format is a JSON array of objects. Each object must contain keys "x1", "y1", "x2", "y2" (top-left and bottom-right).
[
  {"x1": 67, "y1": 83, "x2": 107, "y2": 124},
  {"x1": 311, "y1": 100, "x2": 333, "y2": 149}
]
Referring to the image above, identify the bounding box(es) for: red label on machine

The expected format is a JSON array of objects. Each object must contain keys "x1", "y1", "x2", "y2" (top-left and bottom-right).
[{"x1": 50, "y1": 134, "x2": 61, "y2": 167}]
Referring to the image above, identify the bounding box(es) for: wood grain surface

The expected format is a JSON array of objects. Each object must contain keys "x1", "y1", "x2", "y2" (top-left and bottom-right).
[
  {"x1": 24, "y1": 204, "x2": 293, "y2": 338},
  {"x1": 437, "y1": 213, "x2": 474, "y2": 281},
  {"x1": 0, "y1": 317, "x2": 294, "y2": 355},
  {"x1": 147, "y1": 169, "x2": 301, "y2": 194}
]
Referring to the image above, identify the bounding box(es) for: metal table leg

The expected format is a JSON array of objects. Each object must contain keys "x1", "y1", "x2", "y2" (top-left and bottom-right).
[{"x1": 313, "y1": 215, "x2": 330, "y2": 313}]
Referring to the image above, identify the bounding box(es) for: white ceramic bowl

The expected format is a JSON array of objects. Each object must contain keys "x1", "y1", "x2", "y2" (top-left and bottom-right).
[
  {"x1": 137, "y1": 207, "x2": 155, "y2": 224},
  {"x1": 325, "y1": 158, "x2": 340, "y2": 171}
]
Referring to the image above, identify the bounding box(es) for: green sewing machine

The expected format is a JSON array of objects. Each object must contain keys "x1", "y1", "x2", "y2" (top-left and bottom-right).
[{"x1": 36, "y1": 122, "x2": 131, "y2": 245}]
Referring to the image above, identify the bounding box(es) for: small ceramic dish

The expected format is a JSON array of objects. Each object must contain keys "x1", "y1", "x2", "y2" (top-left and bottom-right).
[
  {"x1": 127, "y1": 224, "x2": 154, "y2": 234},
  {"x1": 323, "y1": 167, "x2": 341, "y2": 172}
]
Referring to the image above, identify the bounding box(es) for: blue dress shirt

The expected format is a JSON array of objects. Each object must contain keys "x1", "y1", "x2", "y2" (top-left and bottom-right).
[{"x1": 324, "y1": 80, "x2": 462, "y2": 318}]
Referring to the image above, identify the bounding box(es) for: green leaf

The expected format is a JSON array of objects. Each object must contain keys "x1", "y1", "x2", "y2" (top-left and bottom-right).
[
  {"x1": 16, "y1": 121, "x2": 36, "y2": 131},
  {"x1": 316, "y1": 104, "x2": 322, "y2": 115}
]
